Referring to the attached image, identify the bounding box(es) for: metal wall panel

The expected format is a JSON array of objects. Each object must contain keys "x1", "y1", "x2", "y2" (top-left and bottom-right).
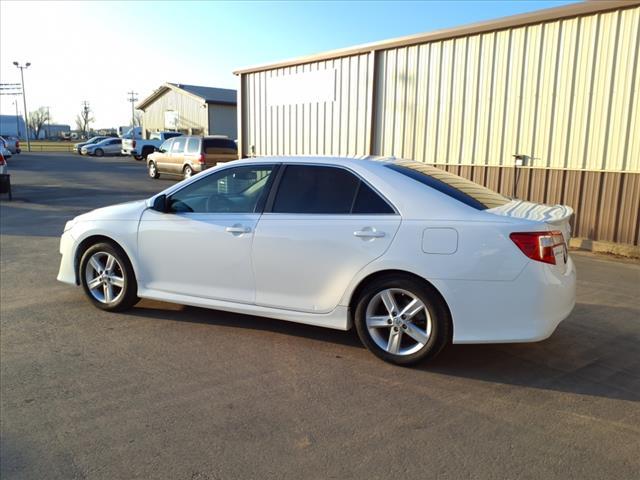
[
  {"x1": 142, "y1": 89, "x2": 208, "y2": 136},
  {"x1": 241, "y1": 53, "x2": 372, "y2": 157},
  {"x1": 373, "y1": 6, "x2": 640, "y2": 173},
  {"x1": 430, "y1": 165, "x2": 640, "y2": 245}
]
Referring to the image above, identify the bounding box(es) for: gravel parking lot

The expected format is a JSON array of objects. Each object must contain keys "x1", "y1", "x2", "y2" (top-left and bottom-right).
[{"x1": 1, "y1": 153, "x2": 639, "y2": 479}]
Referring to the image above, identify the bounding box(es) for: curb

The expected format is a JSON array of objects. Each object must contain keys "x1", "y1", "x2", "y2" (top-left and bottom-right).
[{"x1": 569, "y1": 238, "x2": 640, "y2": 259}]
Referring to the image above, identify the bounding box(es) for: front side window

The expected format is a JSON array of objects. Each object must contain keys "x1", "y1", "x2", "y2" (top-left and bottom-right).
[
  {"x1": 271, "y1": 165, "x2": 394, "y2": 215},
  {"x1": 169, "y1": 165, "x2": 275, "y2": 214},
  {"x1": 159, "y1": 139, "x2": 173, "y2": 152}
]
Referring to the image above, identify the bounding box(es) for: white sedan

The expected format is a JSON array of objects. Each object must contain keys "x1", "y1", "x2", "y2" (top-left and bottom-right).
[{"x1": 57, "y1": 156, "x2": 576, "y2": 365}]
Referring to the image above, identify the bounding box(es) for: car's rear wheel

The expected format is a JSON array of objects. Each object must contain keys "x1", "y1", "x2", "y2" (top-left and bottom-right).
[
  {"x1": 183, "y1": 165, "x2": 193, "y2": 179},
  {"x1": 133, "y1": 155, "x2": 142, "y2": 161},
  {"x1": 79, "y1": 242, "x2": 139, "y2": 312},
  {"x1": 148, "y1": 161, "x2": 159, "y2": 179},
  {"x1": 354, "y1": 275, "x2": 451, "y2": 365},
  {"x1": 94, "y1": 148, "x2": 104, "y2": 157}
]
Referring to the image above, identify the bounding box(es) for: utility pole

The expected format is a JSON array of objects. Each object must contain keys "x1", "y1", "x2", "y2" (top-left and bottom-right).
[
  {"x1": 82, "y1": 101, "x2": 90, "y2": 138},
  {"x1": 46, "y1": 106, "x2": 51, "y2": 139},
  {"x1": 127, "y1": 91, "x2": 138, "y2": 127},
  {"x1": 13, "y1": 61, "x2": 31, "y2": 151}
]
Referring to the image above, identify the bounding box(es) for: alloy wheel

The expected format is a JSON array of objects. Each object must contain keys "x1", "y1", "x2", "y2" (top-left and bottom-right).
[
  {"x1": 84, "y1": 252, "x2": 125, "y2": 304},
  {"x1": 365, "y1": 288, "x2": 432, "y2": 356}
]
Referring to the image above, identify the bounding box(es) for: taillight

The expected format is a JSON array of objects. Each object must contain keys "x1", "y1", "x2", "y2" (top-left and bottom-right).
[
  {"x1": 510, "y1": 231, "x2": 565, "y2": 265},
  {"x1": 132, "y1": 140, "x2": 136, "y2": 148},
  {"x1": 198, "y1": 153, "x2": 205, "y2": 165},
  {"x1": 0, "y1": 154, "x2": 5, "y2": 165},
  {"x1": 15, "y1": 141, "x2": 19, "y2": 148}
]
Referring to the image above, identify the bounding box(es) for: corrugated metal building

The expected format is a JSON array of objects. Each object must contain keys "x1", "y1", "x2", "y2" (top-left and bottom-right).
[
  {"x1": 235, "y1": 1, "x2": 640, "y2": 247},
  {"x1": 137, "y1": 83, "x2": 237, "y2": 139}
]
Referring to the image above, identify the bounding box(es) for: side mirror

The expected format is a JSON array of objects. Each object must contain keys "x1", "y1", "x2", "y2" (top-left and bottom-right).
[{"x1": 152, "y1": 194, "x2": 169, "y2": 213}]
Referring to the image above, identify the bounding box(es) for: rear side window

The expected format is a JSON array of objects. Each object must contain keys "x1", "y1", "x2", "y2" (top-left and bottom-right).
[
  {"x1": 386, "y1": 161, "x2": 509, "y2": 210},
  {"x1": 203, "y1": 138, "x2": 237, "y2": 153},
  {"x1": 186, "y1": 137, "x2": 200, "y2": 154},
  {"x1": 164, "y1": 132, "x2": 182, "y2": 140},
  {"x1": 353, "y1": 183, "x2": 395, "y2": 214},
  {"x1": 271, "y1": 165, "x2": 394, "y2": 215}
]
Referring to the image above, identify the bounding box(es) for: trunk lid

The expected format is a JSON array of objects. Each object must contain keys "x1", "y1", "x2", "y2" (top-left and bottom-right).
[{"x1": 487, "y1": 200, "x2": 573, "y2": 271}]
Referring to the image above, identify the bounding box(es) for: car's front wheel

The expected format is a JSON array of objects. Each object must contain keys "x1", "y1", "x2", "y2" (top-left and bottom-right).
[
  {"x1": 79, "y1": 242, "x2": 139, "y2": 312},
  {"x1": 354, "y1": 275, "x2": 451, "y2": 366},
  {"x1": 148, "y1": 161, "x2": 159, "y2": 179}
]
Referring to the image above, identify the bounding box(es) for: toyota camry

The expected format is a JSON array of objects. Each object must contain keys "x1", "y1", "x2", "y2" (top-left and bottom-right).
[{"x1": 57, "y1": 156, "x2": 576, "y2": 365}]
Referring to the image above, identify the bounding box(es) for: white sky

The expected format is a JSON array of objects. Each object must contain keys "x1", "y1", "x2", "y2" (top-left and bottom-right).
[{"x1": 0, "y1": 1, "x2": 239, "y2": 128}]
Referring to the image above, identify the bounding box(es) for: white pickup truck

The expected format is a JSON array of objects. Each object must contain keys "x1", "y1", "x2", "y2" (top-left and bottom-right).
[{"x1": 121, "y1": 131, "x2": 183, "y2": 161}]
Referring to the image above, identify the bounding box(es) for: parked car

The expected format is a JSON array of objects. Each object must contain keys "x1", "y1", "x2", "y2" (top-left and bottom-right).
[
  {"x1": 57, "y1": 156, "x2": 576, "y2": 365},
  {"x1": 0, "y1": 152, "x2": 10, "y2": 200},
  {"x1": 0, "y1": 143, "x2": 12, "y2": 159},
  {"x1": 81, "y1": 138, "x2": 122, "y2": 157},
  {"x1": 147, "y1": 135, "x2": 237, "y2": 179},
  {"x1": 122, "y1": 131, "x2": 183, "y2": 161},
  {"x1": 73, "y1": 136, "x2": 109, "y2": 155},
  {"x1": 0, "y1": 136, "x2": 20, "y2": 154}
]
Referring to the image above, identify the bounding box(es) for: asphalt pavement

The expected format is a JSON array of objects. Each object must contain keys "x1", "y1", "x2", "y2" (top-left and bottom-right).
[{"x1": 1, "y1": 153, "x2": 639, "y2": 479}]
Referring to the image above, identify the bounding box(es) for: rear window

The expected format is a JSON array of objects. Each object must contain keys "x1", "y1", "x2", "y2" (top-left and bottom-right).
[
  {"x1": 203, "y1": 138, "x2": 237, "y2": 154},
  {"x1": 164, "y1": 132, "x2": 183, "y2": 140},
  {"x1": 386, "y1": 161, "x2": 509, "y2": 210}
]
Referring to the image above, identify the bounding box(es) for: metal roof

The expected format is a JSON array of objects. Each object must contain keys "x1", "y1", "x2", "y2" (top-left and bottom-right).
[
  {"x1": 234, "y1": 0, "x2": 639, "y2": 74},
  {"x1": 137, "y1": 83, "x2": 237, "y2": 110}
]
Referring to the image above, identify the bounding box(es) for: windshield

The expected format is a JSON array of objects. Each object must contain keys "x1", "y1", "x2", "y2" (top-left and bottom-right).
[{"x1": 386, "y1": 160, "x2": 510, "y2": 210}]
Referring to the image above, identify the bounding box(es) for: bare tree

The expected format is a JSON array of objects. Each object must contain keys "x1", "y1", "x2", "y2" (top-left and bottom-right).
[
  {"x1": 27, "y1": 107, "x2": 50, "y2": 140},
  {"x1": 132, "y1": 110, "x2": 143, "y2": 127},
  {"x1": 75, "y1": 102, "x2": 94, "y2": 137}
]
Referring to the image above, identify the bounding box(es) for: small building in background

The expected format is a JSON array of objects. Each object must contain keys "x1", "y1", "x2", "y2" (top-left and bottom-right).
[
  {"x1": 235, "y1": 1, "x2": 640, "y2": 247},
  {"x1": 37, "y1": 124, "x2": 71, "y2": 139},
  {"x1": 0, "y1": 114, "x2": 27, "y2": 138},
  {"x1": 137, "y1": 83, "x2": 237, "y2": 139}
]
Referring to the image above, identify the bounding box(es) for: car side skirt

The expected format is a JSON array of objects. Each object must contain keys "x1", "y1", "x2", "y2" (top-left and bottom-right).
[{"x1": 137, "y1": 288, "x2": 351, "y2": 331}]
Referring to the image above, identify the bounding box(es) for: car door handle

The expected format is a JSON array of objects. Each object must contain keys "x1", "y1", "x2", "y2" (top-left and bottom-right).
[
  {"x1": 225, "y1": 225, "x2": 251, "y2": 234},
  {"x1": 354, "y1": 229, "x2": 385, "y2": 238}
]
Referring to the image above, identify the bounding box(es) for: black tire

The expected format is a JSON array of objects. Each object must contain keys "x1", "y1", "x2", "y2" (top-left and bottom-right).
[
  {"x1": 94, "y1": 148, "x2": 104, "y2": 157},
  {"x1": 354, "y1": 275, "x2": 451, "y2": 366},
  {"x1": 183, "y1": 164, "x2": 193, "y2": 179},
  {"x1": 79, "y1": 242, "x2": 139, "y2": 312},
  {"x1": 133, "y1": 155, "x2": 143, "y2": 161},
  {"x1": 141, "y1": 147, "x2": 154, "y2": 161},
  {"x1": 148, "y1": 161, "x2": 160, "y2": 179}
]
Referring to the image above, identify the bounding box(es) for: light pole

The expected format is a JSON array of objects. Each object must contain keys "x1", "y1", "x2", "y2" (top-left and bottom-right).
[{"x1": 13, "y1": 61, "x2": 31, "y2": 151}]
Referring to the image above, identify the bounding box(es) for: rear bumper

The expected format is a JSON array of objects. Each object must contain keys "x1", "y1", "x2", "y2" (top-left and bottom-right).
[
  {"x1": 121, "y1": 148, "x2": 139, "y2": 156},
  {"x1": 439, "y1": 257, "x2": 576, "y2": 344}
]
